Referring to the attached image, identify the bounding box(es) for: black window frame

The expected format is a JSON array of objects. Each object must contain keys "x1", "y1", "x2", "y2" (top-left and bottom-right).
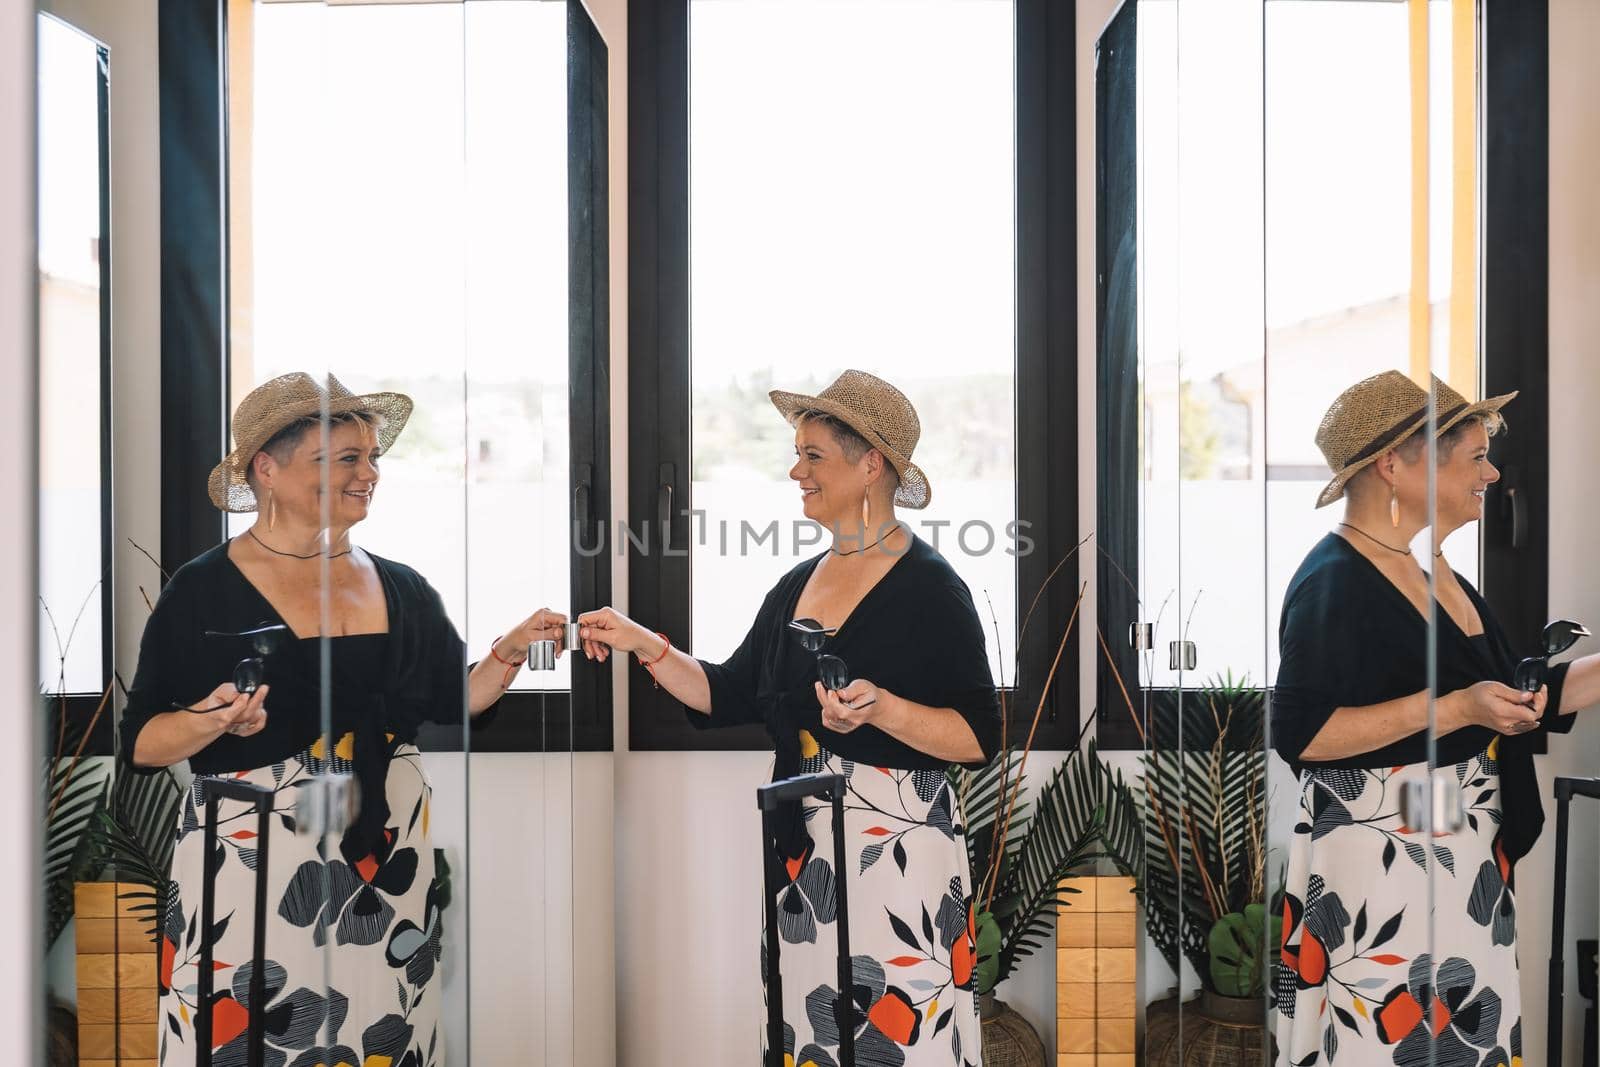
[
  {"x1": 1091, "y1": 0, "x2": 1554, "y2": 751},
  {"x1": 626, "y1": 0, "x2": 1082, "y2": 752},
  {"x1": 155, "y1": 0, "x2": 614, "y2": 754}
]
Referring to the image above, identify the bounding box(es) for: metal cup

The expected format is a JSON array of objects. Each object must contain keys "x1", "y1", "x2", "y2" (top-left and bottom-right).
[
  {"x1": 566, "y1": 621, "x2": 582, "y2": 650},
  {"x1": 527, "y1": 639, "x2": 558, "y2": 671}
]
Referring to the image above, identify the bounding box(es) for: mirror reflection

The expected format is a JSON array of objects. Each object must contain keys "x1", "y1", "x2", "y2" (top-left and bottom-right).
[{"x1": 23, "y1": 0, "x2": 1600, "y2": 1063}]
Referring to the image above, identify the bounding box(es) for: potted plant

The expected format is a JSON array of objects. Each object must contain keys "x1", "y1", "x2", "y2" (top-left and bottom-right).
[{"x1": 1139, "y1": 671, "x2": 1277, "y2": 1063}]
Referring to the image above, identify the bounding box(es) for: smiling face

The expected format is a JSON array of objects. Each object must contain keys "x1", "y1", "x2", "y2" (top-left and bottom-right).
[
  {"x1": 251, "y1": 414, "x2": 383, "y2": 532},
  {"x1": 788, "y1": 416, "x2": 882, "y2": 527},
  {"x1": 1382, "y1": 416, "x2": 1499, "y2": 534},
  {"x1": 1432, "y1": 419, "x2": 1499, "y2": 532}
]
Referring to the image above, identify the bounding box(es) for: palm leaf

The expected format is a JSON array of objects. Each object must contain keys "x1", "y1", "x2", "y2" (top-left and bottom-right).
[
  {"x1": 89, "y1": 768, "x2": 184, "y2": 942},
  {"x1": 43, "y1": 755, "x2": 111, "y2": 947}
]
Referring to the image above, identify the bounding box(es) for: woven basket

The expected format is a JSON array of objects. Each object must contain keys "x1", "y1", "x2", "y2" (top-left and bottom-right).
[
  {"x1": 1145, "y1": 993, "x2": 1270, "y2": 1066},
  {"x1": 979, "y1": 994, "x2": 1047, "y2": 1067}
]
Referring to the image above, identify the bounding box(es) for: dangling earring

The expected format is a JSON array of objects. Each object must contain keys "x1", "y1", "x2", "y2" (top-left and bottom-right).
[
  {"x1": 861, "y1": 493, "x2": 871, "y2": 536},
  {"x1": 267, "y1": 488, "x2": 277, "y2": 533},
  {"x1": 1390, "y1": 482, "x2": 1401, "y2": 528}
]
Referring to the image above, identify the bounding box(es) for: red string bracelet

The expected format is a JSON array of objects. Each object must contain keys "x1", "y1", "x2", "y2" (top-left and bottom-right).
[
  {"x1": 488, "y1": 635, "x2": 524, "y2": 688},
  {"x1": 637, "y1": 632, "x2": 671, "y2": 688}
]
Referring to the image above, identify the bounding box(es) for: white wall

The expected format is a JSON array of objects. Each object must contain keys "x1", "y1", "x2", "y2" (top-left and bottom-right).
[
  {"x1": 1521, "y1": 1, "x2": 1600, "y2": 1062},
  {"x1": 2, "y1": 0, "x2": 41, "y2": 1061}
]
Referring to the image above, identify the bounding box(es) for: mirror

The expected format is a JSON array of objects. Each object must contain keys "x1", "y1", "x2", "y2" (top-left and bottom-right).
[{"x1": 33, "y1": 0, "x2": 608, "y2": 1061}]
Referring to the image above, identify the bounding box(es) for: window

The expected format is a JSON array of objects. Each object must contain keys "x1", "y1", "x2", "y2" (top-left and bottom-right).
[
  {"x1": 37, "y1": 13, "x2": 111, "y2": 705},
  {"x1": 160, "y1": 0, "x2": 612, "y2": 751},
  {"x1": 629, "y1": 0, "x2": 1079, "y2": 750}
]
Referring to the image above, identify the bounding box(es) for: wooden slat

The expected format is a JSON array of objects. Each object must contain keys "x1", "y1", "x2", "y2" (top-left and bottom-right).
[
  {"x1": 1097, "y1": 876, "x2": 1136, "y2": 912},
  {"x1": 1094, "y1": 947, "x2": 1136, "y2": 983},
  {"x1": 1057, "y1": 947, "x2": 1096, "y2": 983},
  {"x1": 120, "y1": 984, "x2": 160, "y2": 1023},
  {"x1": 120, "y1": 949, "x2": 159, "y2": 987},
  {"x1": 118, "y1": 1021, "x2": 159, "y2": 1058},
  {"x1": 79, "y1": 1024, "x2": 116, "y2": 1059},
  {"x1": 74, "y1": 882, "x2": 117, "y2": 918},
  {"x1": 1099, "y1": 981, "x2": 1136, "y2": 1018},
  {"x1": 76, "y1": 987, "x2": 115, "y2": 1025},
  {"x1": 76, "y1": 953, "x2": 117, "y2": 989},
  {"x1": 1057, "y1": 911, "x2": 1096, "y2": 948},
  {"x1": 1056, "y1": 981, "x2": 1096, "y2": 1018},
  {"x1": 1096, "y1": 1017, "x2": 1136, "y2": 1053},
  {"x1": 1096, "y1": 911, "x2": 1136, "y2": 948},
  {"x1": 1057, "y1": 1017, "x2": 1095, "y2": 1054},
  {"x1": 1059, "y1": 876, "x2": 1097, "y2": 912}
]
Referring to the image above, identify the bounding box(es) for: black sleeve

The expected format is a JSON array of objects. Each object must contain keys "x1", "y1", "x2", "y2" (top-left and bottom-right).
[
  {"x1": 417, "y1": 578, "x2": 497, "y2": 727},
  {"x1": 118, "y1": 572, "x2": 200, "y2": 772},
  {"x1": 1271, "y1": 571, "x2": 1363, "y2": 765},
  {"x1": 1541, "y1": 660, "x2": 1577, "y2": 735},
  {"x1": 923, "y1": 581, "x2": 1001, "y2": 769},
  {"x1": 691, "y1": 585, "x2": 780, "y2": 731}
]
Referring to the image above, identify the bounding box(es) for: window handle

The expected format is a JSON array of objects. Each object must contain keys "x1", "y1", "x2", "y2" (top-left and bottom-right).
[
  {"x1": 1508, "y1": 486, "x2": 1528, "y2": 549},
  {"x1": 574, "y1": 462, "x2": 593, "y2": 531},
  {"x1": 657, "y1": 462, "x2": 675, "y2": 549}
]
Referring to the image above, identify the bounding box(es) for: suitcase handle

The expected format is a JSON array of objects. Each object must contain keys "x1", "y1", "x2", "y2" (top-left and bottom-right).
[
  {"x1": 195, "y1": 777, "x2": 274, "y2": 1067},
  {"x1": 1549, "y1": 776, "x2": 1600, "y2": 1067},
  {"x1": 759, "y1": 773, "x2": 855, "y2": 1067}
]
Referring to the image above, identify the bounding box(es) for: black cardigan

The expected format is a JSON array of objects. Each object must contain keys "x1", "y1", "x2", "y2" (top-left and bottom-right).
[
  {"x1": 119, "y1": 542, "x2": 488, "y2": 861},
  {"x1": 1272, "y1": 533, "x2": 1573, "y2": 865},
  {"x1": 692, "y1": 534, "x2": 1002, "y2": 771}
]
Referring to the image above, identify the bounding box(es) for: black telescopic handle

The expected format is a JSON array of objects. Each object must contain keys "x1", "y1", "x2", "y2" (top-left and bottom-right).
[
  {"x1": 196, "y1": 778, "x2": 274, "y2": 1067},
  {"x1": 757, "y1": 772, "x2": 846, "y2": 810},
  {"x1": 1549, "y1": 777, "x2": 1600, "y2": 1067}
]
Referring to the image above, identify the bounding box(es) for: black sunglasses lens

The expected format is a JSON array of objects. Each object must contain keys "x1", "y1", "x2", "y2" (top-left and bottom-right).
[
  {"x1": 819, "y1": 654, "x2": 849, "y2": 691},
  {"x1": 790, "y1": 618, "x2": 826, "y2": 653},
  {"x1": 234, "y1": 657, "x2": 264, "y2": 694},
  {"x1": 1546, "y1": 620, "x2": 1587, "y2": 655},
  {"x1": 1513, "y1": 658, "x2": 1545, "y2": 693}
]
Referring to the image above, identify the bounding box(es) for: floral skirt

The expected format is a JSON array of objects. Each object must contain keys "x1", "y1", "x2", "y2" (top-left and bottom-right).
[
  {"x1": 156, "y1": 738, "x2": 443, "y2": 1067},
  {"x1": 1275, "y1": 743, "x2": 1520, "y2": 1066},
  {"x1": 766, "y1": 734, "x2": 982, "y2": 1067}
]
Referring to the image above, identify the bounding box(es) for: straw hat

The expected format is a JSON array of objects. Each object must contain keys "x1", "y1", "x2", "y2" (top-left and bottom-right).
[
  {"x1": 769, "y1": 369, "x2": 931, "y2": 509},
  {"x1": 207, "y1": 372, "x2": 414, "y2": 512},
  {"x1": 1313, "y1": 370, "x2": 1516, "y2": 508}
]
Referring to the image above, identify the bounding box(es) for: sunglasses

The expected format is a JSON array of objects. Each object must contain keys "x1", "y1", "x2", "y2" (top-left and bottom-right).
[
  {"x1": 177, "y1": 623, "x2": 290, "y2": 712},
  {"x1": 787, "y1": 617, "x2": 851, "y2": 692},
  {"x1": 1512, "y1": 618, "x2": 1592, "y2": 694}
]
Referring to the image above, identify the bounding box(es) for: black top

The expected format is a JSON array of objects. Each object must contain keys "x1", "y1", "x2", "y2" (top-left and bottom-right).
[
  {"x1": 692, "y1": 533, "x2": 1002, "y2": 771},
  {"x1": 119, "y1": 542, "x2": 491, "y2": 861},
  {"x1": 1273, "y1": 533, "x2": 1572, "y2": 865}
]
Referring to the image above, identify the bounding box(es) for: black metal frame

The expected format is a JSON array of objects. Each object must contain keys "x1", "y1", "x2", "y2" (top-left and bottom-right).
[
  {"x1": 155, "y1": 0, "x2": 614, "y2": 753},
  {"x1": 1480, "y1": 0, "x2": 1552, "y2": 661},
  {"x1": 627, "y1": 0, "x2": 1081, "y2": 751},
  {"x1": 1092, "y1": 0, "x2": 1554, "y2": 750}
]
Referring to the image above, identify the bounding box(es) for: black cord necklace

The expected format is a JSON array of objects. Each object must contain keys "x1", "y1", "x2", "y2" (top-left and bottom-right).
[
  {"x1": 1337, "y1": 521, "x2": 1409, "y2": 555},
  {"x1": 248, "y1": 528, "x2": 353, "y2": 560},
  {"x1": 831, "y1": 522, "x2": 902, "y2": 557}
]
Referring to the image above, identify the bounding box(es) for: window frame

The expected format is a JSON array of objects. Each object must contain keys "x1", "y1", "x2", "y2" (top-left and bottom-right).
[
  {"x1": 155, "y1": 0, "x2": 613, "y2": 754},
  {"x1": 1091, "y1": 0, "x2": 1554, "y2": 751},
  {"x1": 626, "y1": 0, "x2": 1082, "y2": 752}
]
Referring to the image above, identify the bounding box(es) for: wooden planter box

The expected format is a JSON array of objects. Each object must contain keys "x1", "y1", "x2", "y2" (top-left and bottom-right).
[
  {"x1": 74, "y1": 882, "x2": 159, "y2": 1067},
  {"x1": 1055, "y1": 875, "x2": 1137, "y2": 1067}
]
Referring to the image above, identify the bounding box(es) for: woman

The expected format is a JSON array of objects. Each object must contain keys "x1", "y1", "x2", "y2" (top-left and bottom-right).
[
  {"x1": 579, "y1": 370, "x2": 1000, "y2": 1066},
  {"x1": 120, "y1": 372, "x2": 566, "y2": 1067},
  {"x1": 1273, "y1": 371, "x2": 1600, "y2": 1065}
]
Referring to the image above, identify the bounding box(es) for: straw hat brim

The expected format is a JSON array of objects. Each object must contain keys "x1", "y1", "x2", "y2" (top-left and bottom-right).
[
  {"x1": 769, "y1": 388, "x2": 931, "y2": 510},
  {"x1": 208, "y1": 390, "x2": 414, "y2": 512},
  {"x1": 1314, "y1": 389, "x2": 1518, "y2": 508}
]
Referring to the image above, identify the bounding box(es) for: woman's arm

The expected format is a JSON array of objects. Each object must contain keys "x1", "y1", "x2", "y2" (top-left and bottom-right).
[
  {"x1": 574, "y1": 620, "x2": 714, "y2": 713},
  {"x1": 1296, "y1": 680, "x2": 1544, "y2": 762},
  {"x1": 1553, "y1": 653, "x2": 1600, "y2": 718},
  {"x1": 816, "y1": 681, "x2": 983, "y2": 764},
  {"x1": 130, "y1": 684, "x2": 270, "y2": 768}
]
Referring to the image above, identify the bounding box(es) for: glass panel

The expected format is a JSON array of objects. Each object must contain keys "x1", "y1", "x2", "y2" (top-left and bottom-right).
[
  {"x1": 36, "y1": 12, "x2": 108, "y2": 697},
  {"x1": 688, "y1": 0, "x2": 1018, "y2": 685},
  {"x1": 1172, "y1": 0, "x2": 1272, "y2": 1047}
]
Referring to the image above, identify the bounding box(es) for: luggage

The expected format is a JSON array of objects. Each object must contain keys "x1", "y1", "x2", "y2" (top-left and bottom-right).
[
  {"x1": 1547, "y1": 775, "x2": 1600, "y2": 1067},
  {"x1": 758, "y1": 772, "x2": 856, "y2": 1067}
]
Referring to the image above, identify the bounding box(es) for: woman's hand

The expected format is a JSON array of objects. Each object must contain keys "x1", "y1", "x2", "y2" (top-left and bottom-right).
[
  {"x1": 815, "y1": 678, "x2": 882, "y2": 734},
  {"x1": 498, "y1": 609, "x2": 568, "y2": 661},
  {"x1": 1451, "y1": 679, "x2": 1547, "y2": 735},
  {"x1": 576, "y1": 607, "x2": 659, "y2": 663},
  {"x1": 194, "y1": 682, "x2": 270, "y2": 738}
]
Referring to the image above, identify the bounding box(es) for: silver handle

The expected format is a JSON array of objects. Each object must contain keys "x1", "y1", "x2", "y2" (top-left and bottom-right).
[
  {"x1": 293, "y1": 772, "x2": 359, "y2": 838},
  {"x1": 1399, "y1": 776, "x2": 1464, "y2": 834},
  {"x1": 1169, "y1": 640, "x2": 1196, "y2": 671},
  {"x1": 1129, "y1": 622, "x2": 1154, "y2": 651}
]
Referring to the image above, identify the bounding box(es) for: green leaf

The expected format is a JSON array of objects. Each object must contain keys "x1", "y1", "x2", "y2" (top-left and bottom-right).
[{"x1": 973, "y1": 909, "x2": 1002, "y2": 996}]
